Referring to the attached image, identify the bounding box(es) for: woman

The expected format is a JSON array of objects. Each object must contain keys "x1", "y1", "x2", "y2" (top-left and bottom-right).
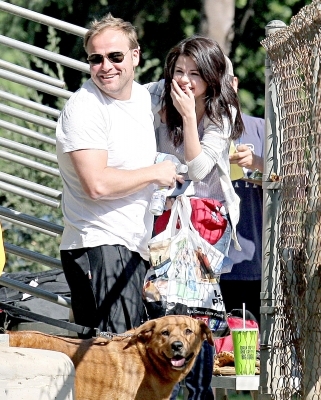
[{"x1": 146, "y1": 35, "x2": 244, "y2": 400}]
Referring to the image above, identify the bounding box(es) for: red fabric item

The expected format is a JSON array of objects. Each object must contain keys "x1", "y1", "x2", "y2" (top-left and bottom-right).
[
  {"x1": 154, "y1": 209, "x2": 175, "y2": 235},
  {"x1": 190, "y1": 198, "x2": 227, "y2": 245},
  {"x1": 214, "y1": 316, "x2": 259, "y2": 353},
  {"x1": 154, "y1": 198, "x2": 227, "y2": 245}
]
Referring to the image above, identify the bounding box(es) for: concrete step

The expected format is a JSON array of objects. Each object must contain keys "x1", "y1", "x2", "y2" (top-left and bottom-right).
[{"x1": 0, "y1": 336, "x2": 75, "y2": 400}]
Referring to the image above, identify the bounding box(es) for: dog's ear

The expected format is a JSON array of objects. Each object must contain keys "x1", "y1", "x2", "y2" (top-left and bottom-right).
[
  {"x1": 198, "y1": 320, "x2": 214, "y2": 346},
  {"x1": 136, "y1": 319, "x2": 157, "y2": 342},
  {"x1": 125, "y1": 320, "x2": 157, "y2": 347}
]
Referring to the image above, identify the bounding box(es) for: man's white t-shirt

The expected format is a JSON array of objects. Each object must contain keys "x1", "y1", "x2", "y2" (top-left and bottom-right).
[{"x1": 56, "y1": 79, "x2": 156, "y2": 260}]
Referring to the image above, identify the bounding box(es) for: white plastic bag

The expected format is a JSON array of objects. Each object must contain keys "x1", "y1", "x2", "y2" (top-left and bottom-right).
[{"x1": 144, "y1": 195, "x2": 227, "y2": 336}]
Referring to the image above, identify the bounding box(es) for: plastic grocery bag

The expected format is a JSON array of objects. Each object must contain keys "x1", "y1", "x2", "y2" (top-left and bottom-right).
[{"x1": 144, "y1": 195, "x2": 227, "y2": 337}]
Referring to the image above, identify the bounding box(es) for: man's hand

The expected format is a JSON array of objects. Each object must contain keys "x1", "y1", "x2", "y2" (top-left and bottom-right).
[{"x1": 229, "y1": 144, "x2": 263, "y2": 172}]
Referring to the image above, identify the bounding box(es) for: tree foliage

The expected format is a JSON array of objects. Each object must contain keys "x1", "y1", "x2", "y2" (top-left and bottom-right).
[{"x1": 233, "y1": 0, "x2": 311, "y2": 116}]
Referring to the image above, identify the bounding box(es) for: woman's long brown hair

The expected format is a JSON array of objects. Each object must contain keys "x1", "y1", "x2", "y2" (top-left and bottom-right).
[{"x1": 162, "y1": 35, "x2": 244, "y2": 147}]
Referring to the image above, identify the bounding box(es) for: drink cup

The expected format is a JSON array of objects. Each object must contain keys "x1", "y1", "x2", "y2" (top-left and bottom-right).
[
  {"x1": 231, "y1": 328, "x2": 258, "y2": 375},
  {"x1": 229, "y1": 141, "x2": 244, "y2": 181}
]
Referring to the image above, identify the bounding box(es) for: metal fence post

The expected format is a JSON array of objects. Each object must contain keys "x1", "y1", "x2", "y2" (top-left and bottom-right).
[{"x1": 260, "y1": 19, "x2": 287, "y2": 400}]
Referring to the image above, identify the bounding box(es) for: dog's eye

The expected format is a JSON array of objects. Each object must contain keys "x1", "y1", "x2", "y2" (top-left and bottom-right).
[
  {"x1": 185, "y1": 328, "x2": 193, "y2": 335},
  {"x1": 161, "y1": 330, "x2": 170, "y2": 336}
]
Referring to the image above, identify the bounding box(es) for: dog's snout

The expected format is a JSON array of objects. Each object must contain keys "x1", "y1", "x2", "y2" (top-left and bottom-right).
[{"x1": 171, "y1": 341, "x2": 183, "y2": 352}]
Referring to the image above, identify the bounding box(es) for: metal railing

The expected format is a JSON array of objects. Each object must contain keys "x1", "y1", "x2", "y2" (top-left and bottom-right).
[{"x1": 0, "y1": 1, "x2": 89, "y2": 324}]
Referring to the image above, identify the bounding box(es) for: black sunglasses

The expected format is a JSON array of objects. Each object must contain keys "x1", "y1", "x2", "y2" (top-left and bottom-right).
[{"x1": 87, "y1": 49, "x2": 130, "y2": 65}]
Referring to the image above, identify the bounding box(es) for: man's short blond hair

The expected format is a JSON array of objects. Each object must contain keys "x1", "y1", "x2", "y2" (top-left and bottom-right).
[{"x1": 84, "y1": 13, "x2": 139, "y2": 52}]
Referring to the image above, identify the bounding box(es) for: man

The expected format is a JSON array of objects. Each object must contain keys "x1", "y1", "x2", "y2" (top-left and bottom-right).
[
  {"x1": 56, "y1": 14, "x2": 178, "y2": 337},
  {"x1": 220, "y1": 56, "x2": 264, "y2": 325}
]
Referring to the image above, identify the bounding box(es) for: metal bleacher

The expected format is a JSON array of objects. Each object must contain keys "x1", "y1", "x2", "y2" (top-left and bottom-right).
[{"x1": 0, "y1": 1, "x2": 89, "y2": 334}]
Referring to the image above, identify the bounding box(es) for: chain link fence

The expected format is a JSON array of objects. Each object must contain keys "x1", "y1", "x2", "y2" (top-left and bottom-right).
[{"x1": 261, "y1": 1, "x2": 321, "y2": 399}]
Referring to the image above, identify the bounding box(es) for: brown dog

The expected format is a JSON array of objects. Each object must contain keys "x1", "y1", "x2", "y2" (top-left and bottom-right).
[{"x1": 8, "y1": 315, "x2": 214, "y2": 400}]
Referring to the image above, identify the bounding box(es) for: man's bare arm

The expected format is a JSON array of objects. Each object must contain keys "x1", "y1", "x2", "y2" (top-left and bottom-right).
[{"x1": 69, "y1": 149, "x2": 179, "y2": 200}]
